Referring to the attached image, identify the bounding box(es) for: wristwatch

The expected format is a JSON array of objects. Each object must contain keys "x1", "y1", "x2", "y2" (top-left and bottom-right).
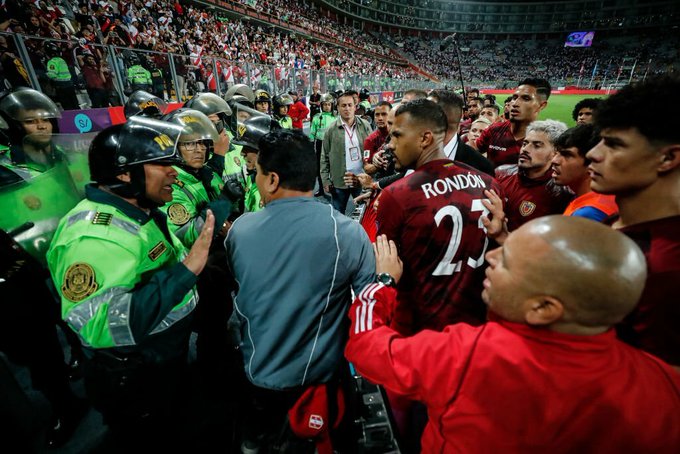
[{"x1": 376, "y1": 272, "x2": 396, "y2": 287}]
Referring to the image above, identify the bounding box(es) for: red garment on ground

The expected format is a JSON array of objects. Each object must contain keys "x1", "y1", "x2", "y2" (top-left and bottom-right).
[
  {"x1": 475, "y1": 120, "x2": 522, "y2": 168},
  {"x1": 376, "y1": 160, "x2": 501, "y2": 334},
  {"x1": 617, "y1": 215, "x2": 680, "y2": 366},
  {"x1": 346, "y1": 284, "x2": 680, "y2": 453}
]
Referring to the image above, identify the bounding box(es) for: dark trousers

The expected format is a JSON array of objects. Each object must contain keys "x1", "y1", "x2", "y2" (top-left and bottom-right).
[
  {"x1": 314, "y1": 140, "x2": 324, "y2": 193},
  {"x1": 331, "y1": 186, "x2": 362, "y2": 215}
]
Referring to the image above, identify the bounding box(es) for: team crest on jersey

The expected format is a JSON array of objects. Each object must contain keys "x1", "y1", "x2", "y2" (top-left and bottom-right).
[
  {"x1": 23, "y1": 195, "x2": 41, "y2": 210},
  {"x1": 167, "y1": 203, "x2": 191, "y2": 225},
  {"x1": 519, "y1": 200, "x2": 536, "y2": 217},
  {"x1": 62, "y1": 262, "x2": 98, "y2": 302}
]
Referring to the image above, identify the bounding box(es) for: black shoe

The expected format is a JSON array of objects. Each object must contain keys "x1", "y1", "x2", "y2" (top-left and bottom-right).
[{"x1": 46, "y1": 398, "x2": 88, "y2": 448}]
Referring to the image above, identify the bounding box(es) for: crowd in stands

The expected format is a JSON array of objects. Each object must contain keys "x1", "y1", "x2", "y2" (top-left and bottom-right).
[{"x1": 401, "y1": 32, "x2": 678, "y2": 87}]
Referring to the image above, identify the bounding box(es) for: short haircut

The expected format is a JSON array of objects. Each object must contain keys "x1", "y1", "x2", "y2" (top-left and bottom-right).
[
  {"x1": 595, "y1": 74, "x2": 680, "y2": 144},
  {"x1": 481, "y1": 104, "x2": 500, "y2": 114},
  {"x1": 483, "y1": 94, "x2": 497, "y2": 104},
  {"x1": 429, "y1": 89, "x2": 464, "y2": 110},
  {"x1": 403, "y1": 89, "x2": 428, "y2": 100},
  {"x1": 469, "y1": 96, "x2": 484, "y2": 106},
  {"x1": 344, "y1": 89, "x2": 358, "y2": 98},
  {"x1": 337, "y1": 92, "x2": 355, "y2": 104},
  {"x1": 571, "y1": 98, "x2": 602, "y2": 121},
  {"x1": 257, "y1": 129, "x2": 316, "y2": 191},
  {"x1": 376, "y1": 101, "x2": 392, "y2": 110},
  {"x1": 468, "y1": 88, "x2": 480, "y2": 96},
  {"x1": 526, "y1": 119, "x2": 568, "y2": 145},
  {"x1": 395, "y1": 98, "x2": 447, "y2": 135},
  {"x1": 554, "y1": 124, "x2": 600, "y2": 164},
  {"x1": 504, "y1": 96, "x2": 513, "y2": 105},
  {"x1": 471, "y1": 117, "x2": 492, "y2": 127},
  {"x1": 518, "y1": 78, "x2": 552, "y2": 101}
]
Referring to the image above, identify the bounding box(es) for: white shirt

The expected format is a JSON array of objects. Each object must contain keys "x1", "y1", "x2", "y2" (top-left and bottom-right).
[
  {"x1": 443, "y1": 134, "x2": 459, "y2": 160},
  {"x1": 341, "y1": 118, "x2": 363, "y2": 176}
]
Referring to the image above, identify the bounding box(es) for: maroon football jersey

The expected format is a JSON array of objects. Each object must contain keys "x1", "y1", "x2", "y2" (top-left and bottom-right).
[
  {"x1": 376, "y1": 159, "x2": 501, "y2": 335},
  {"x1": 496, "y1": 165, "x2": 573, "y2": 231},
  {"x1": 363, "y1": 128, "x2": 389, "y2": 164},
  {"x1": 617, "y1": 215, "x2": 680, "y2": 366},
  {"x1": 476, "y1": 120, "x2": 522, "y2": 168}
]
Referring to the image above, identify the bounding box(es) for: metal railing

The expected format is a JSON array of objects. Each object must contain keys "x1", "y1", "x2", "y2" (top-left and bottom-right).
[{"x1": 0, "y1": 32, "x2": 437, "y2": 111}]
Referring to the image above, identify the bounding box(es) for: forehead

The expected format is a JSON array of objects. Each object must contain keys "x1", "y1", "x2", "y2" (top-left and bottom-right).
[
  {"x1": 525, "y1": 130, "x2": 549, "y2": 143},
  {"x1": 338, "y1": 96, "x2": 354, "y2": 105},
  {"x1": 514, "y1": 85, "x2": 538, "y2": 98},
  {"x1": 375, "y1": 106, "x2": 390, "y2": 114},
  {"x1": 558, "y1": 146, "x2": 582, "y2": 157},
  {"x1": 579, "y1": 107, "x2": 593, "y2": 113}
]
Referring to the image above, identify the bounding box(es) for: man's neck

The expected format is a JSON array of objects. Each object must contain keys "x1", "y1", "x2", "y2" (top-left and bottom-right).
[
  {"x1": 570, "y1": 177, "x2": 592, "y2": 198},
  {"x1": 510, "y1": 118, "x2": 533, "y2": 140},
  {"x1": 524, "y1": 164, "x2": 552, "y2": 180},
  {"x1": 341, "y1": 116, "x2": 355, "y2": 127},
  {"x1": 100, "y1": 185, "x2": 151, "y2": 214},
  {"x1": 416, "y1": 145, "x2": 447, "y2": 169},
  {"x1": 614, "y1": 178, "x2": 680, "y2": 228},
  {"x1": 268, "y1": 188, "x2": 313, "y2": 204}
]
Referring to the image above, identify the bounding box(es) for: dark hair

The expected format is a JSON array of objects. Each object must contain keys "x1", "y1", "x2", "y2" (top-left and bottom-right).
[
  {"x1": 481, "y1": 104, "x2": 500, "y2": 114},
  {"x1": 504, "y1": 96, "x2": 513, "y2": 104},
  {"x1": 395, "y1": 98, "x2": 447, "y2": 135},
  {"x1": 337, "y1": 91, "x2": 356, "y2": 104},
  {"x1": 518, "y1": 78, "x2": 552, "y2": 101},
  {"x1": 469, "y1": 96, "x2": 484, "y2": 106},
  {"x1": 571, "y1": 98, "x2": 602, "y2": 121},
  {"x1": 483, "y1": 94, "x2": 497, "y2": 104},
  {"x1": 555, "y1": 124, "x2": 600, "y2": 164},
  {"x1": 376, "y1": 101, "x2": 392, "y2": 109},
  {"x1": 596, "y1": 74, "x2": 680, "y2": 144},
  {"x1": 403, "y1": 89, "x2": 428, "y2": 100},
  {"x1": 428, "y1": 89, "x2": 464, "y2": 110},
  {"x1": 468, "y1": 88, "x2": 480, "y2": 96},
  {"x1": 257, "y1": 129, "x2": 316, "y2": 191}
]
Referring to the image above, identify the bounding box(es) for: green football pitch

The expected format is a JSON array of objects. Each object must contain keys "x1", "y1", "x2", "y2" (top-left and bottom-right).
[{"x1": 488, "y1": 93, "x2": 608, "y2": 127}]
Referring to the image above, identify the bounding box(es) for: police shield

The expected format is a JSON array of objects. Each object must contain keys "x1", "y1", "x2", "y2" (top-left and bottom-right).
[
  {"x1": 47, "y1": 132, "x2": 98, "y2": 195},
  {"x1": 0, "y1": 160, "x2": 81, "y2": 264}
]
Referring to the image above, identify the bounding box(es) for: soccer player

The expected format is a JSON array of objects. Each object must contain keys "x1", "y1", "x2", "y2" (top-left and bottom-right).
[
  {"x1": 552, "y1": 124, "x2": 617, "y2": 221},
  {"x1": 586, "y1": 74, "x2": 680, "y2": 366},
  {"x1": 376, "y1": 99, "x2": 501, "y2": 335},
  {"x1": 572, "y1": 98, "x2": 602, "y2": 125},
  {"x1": 495, "y1": 120, "x2": 573, "y2": 231},
  {"x1": 347, "y1": 218, "x2": 680, "y2": 452},
  {"x1": 474, "y1": 78, "x2": 551, "y2": 168}
]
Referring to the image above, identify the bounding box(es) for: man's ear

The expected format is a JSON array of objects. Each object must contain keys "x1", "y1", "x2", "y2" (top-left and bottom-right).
[
  {"x1": 116, "y1": 171, "x2": 131, "y2": 183},
  {"x1": 537, "y1": 100, "x2": 548, "y2": 112},
  {"x1": 658, "y1": 144, "x2": 680, "y2": 173},
  {"x1": 263, "y1": 171, "x2": 280, "y2": 194},
  {"x1": 524, "y1": 296, "x2": 564, "y2": 326}
]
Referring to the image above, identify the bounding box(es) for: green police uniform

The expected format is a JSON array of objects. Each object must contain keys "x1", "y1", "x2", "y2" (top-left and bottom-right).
[
  {"x1": 223, "y1": 130, "x2": 247, "y2": 187},
  {"x1": 128, "y1": 64, "x2": 152, "y2": 90},
  {"x1": 278, "y1": 116, "x2": 292, "y2": 129},
  {"x1": 244, "y1": 173, "x2": 262, "y2": 213},
  {"x1": 46, "y1": 57, "x2": 71, "y2": 82},
  {"x1": 308, "y1": 111, "x2": 336, "y2": 142},
  {"x1": 359, "y1": 100, "x2": 371, "y2": 112},
  {"x1": 47, "y1": 184, "x2": 198, "y2": 360},
  {"x1": 161, "y1": 165, "x2": 224, "y2": 247}
]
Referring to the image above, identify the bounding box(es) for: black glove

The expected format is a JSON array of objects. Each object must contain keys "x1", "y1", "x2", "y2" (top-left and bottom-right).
[{"x1": 220, "y1": 175, "x2": 245, "y2": 204}]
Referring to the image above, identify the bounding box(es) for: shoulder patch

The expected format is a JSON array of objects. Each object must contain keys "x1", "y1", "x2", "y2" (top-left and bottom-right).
[
  {"x1": 175, "y1": 180, "x2": 185, "y2": 188},
  {"x1": 167, "y1": 203, "x2": 191, "y2": 225},
  {"x1": 23, "y1": 195, "x2": 42, "y2": 210},
  {"x1": 148, "y1": 241, "x2": 168, "y2": 261},
  {"x1": 519, "y1": 200, "x2": 536, "y2": 217},
  {"x1": 233, "y1": 156, "x2": 242, "y2": 166},
  {"x1": 62, "y1": 263, "x2": 98, "y2": 302},
  {"x1": 92, "y1": 212, "x2": 113, "y2": 225}
]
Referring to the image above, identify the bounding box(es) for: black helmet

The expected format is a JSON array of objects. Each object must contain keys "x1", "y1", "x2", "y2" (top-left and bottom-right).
[
  {"x1": 127, "y1": 54, "x2": 140, "y2": 66},
  {"x1": 184, "y1": 92, "x2": 232, "y2": 133},
  {"x1": 88, "y1": 117, "x2": 184, "y2": 206},
  {"x1": 44, "y1": 42, "x2": 61, "y2": 57},
  {"x1": 273, "y1": 93, "x2": 293, "y2": 110},
  {"x1": 124, "y1": 90, "x2": 167, "y2": 119},
  {"x1": 359, "y1": 88, "x2": 370, "y2": 100},
  {"x1": 161, "y1": 108, "x2": 219, "y2": 165},
  {"x1": 254, "y1": 89, "x2": 271, "y2": 104},
  {"x1": 232, "y1": 105, "x2": 281, "y2": 151},
  {"x1": 0, "y1": 88, "x2": 61, "y2": 146}
]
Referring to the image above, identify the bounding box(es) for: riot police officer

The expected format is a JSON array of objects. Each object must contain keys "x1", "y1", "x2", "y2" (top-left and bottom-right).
[
  {"x1": 126, "y1": 54, "x2": 152, "y2": 94},
  {"x1": 253, "y1": 89, "x2": 272, "y2": 115},
  {"x1": 45, "y1": 42, "x2": 79, "y2": 110},
  {"x1": 272, "y1": 93, "x2": 293, "y2": 129},
  {"x1": 46, "y1": 117, "x2": 215, "y2": 448},
  {"x1": 123, "y1": 90, "x2": 167, "y2": 119},
  {"x1": 308, "y1": 93, "x2": 336, "y2": 197}
]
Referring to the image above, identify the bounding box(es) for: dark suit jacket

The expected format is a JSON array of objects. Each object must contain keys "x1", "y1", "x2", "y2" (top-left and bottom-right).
[{"x1": 455, "y1": 140, "x2": 494, "y2": 176}]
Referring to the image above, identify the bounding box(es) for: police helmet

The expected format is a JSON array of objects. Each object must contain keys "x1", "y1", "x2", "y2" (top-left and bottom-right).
[
  {"x1": 124, "y1": 90, "x2": 167, "y2": 119},
  {"x1": 227, "y1": 94, "x2": 254, "y2": 112},
  {"x1": 184, "y1": 92, "x2": 232, "y2": 133},
  {"x1": 320, "y1": 93, "x2": 334, "y2": 104},
  {"x1": 273, "y1": 94, "x2": 293, "y2": 110},
  {"x1": 88, "y1": 117, "x2": 183, "y2": 205},
  {"x1": 0, "y1": 88, "x2": 62, "y2": 146},
  {"x1": 254, "y1": 89, "x2": 271, "y2": 104},
  {"x1": 161, "y1": 108, "x2": 219, "y2": 165},
  {"x1": 44, "y1": 42, "x2": 61, "y2": 57},
  {"x1": 232, "y1": 105, "x2": 281, "y2": 151},
  {"x1": 224, "y1": 84, "x2": 254, "y2": 103},
  {"x1": 359, "y1": 88, "x2": 370, "y2": 100}
]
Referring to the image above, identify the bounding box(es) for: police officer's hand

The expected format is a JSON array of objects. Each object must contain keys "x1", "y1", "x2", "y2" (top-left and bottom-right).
[
  {"x1": 214, "y1": 130, "x2": 230, "y2": 156},
  {"x1": 183, "y1": 209, "x2": 215, "y2": 276}
]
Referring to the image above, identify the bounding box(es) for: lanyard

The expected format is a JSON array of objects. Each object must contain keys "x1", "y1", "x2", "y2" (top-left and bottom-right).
[{"x1": 343, "y1": 123, "x2": 356, "y2": 147}]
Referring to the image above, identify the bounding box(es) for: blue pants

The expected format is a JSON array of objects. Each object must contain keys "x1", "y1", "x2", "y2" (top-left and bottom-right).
[{"x1": 331, "y1": 186, "x2": 362, "y2": 215}]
